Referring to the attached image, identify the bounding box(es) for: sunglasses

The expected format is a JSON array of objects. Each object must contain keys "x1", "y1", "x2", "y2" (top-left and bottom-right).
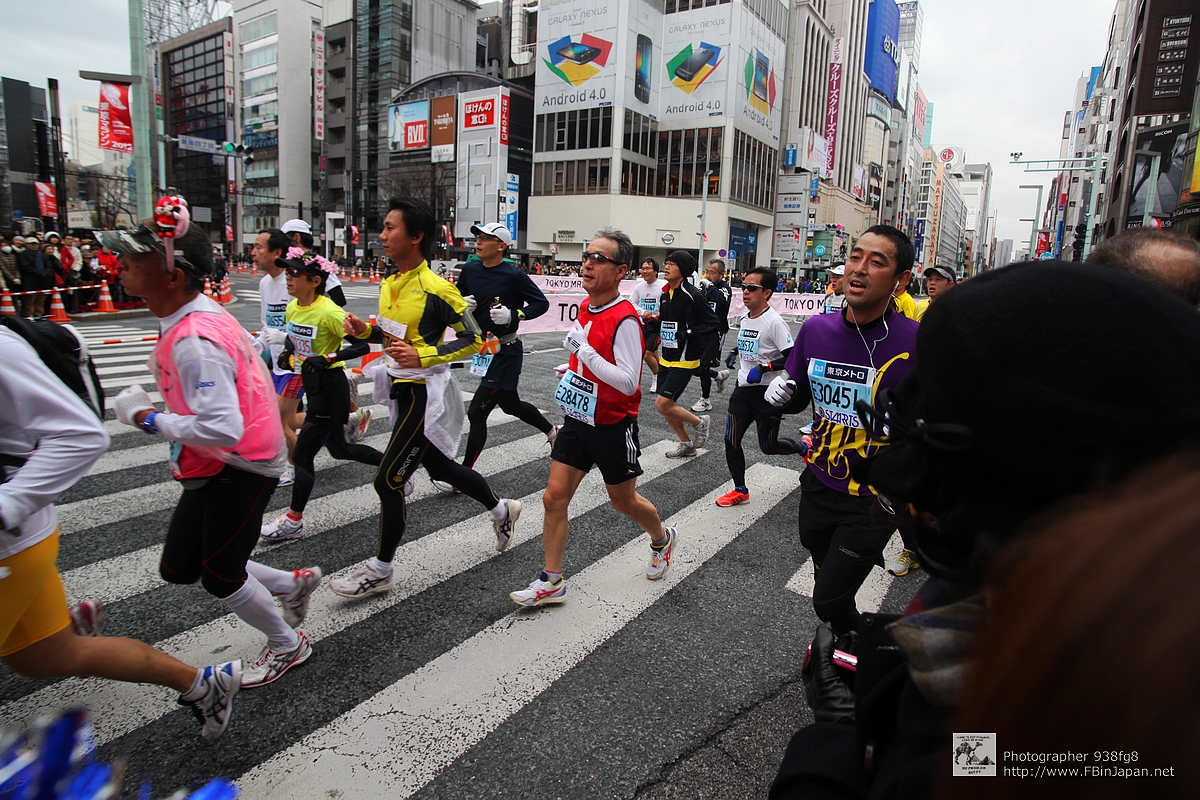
[
  {"x1": 286, "y1": 268, "x2": 315, "y2": 278},
  {"x1": 742, "y1": 284, "x2": 766, "y2": 292},
  {"x1": 582, "y1": 251, "x2": 619, "y2": 266}
]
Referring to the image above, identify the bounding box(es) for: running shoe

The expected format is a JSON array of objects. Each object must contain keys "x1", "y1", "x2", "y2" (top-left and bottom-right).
[
  {"x1": 280, "y1": 567, "x2": 322, "y2": 628},
  {"x1": 649, "y1": 376, "x2": 657, "y2": 394},
  {"x1": 493, "y1": 499, "x2": 522, "y2": 552},
  {"x1": 69, "y1": 600, "x2": 105, "y2": 637},
  {"x1": 242, "y1": 632, "x2": 312, "y2": 688},
  {"x1": 690, "y1": 397, "x2": 713, "y2": 413},
  {"x1": 714, "y1": 369, "x2": 730, "y2": 393},
  {"x1": 330, "y1": 562, "x2": 394, "y2": 598},
  {"x1": 261, "y1": 513, "x2": 304, "y2": 542},
  {"x1": 278, "y1": 464, "x2": 295, "y2": 487},
  {"x1": 691, "y1": 414, "x2": 711, "y2": 449},
  {"x1": 178, "y1": 661, "x2": 241, "y2": 741},
  {"x1": 510, "y1": 573, "x2": 567, "y2": 607},
  {"x1": 715, "y1": 489, "x2": 750, "y2": 507},
  {"x1": 666, "y1": 442, "x2": 697, "y2": 459},
  {"x1": 431, "y1": 478, "x2": 460, "y2": 494},
  {"x1": 547, "y1": 424, "x2": 560, "y2": 444},
  {"x1": 886, "y1": 549, "x2": 921, "y2": 577},
  {"x1": 646, "y1": 527, "x2": 677, "y2": 580},
  {"x1": 799, "y1": 422, "x2": 814, "y2": 436},
  {"x1": 346, "y1": 408, "x2": 373, "y2": 443}
]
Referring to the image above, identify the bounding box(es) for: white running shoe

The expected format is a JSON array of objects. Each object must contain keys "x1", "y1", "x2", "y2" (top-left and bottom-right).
[
  {"x1": 431, "y1": 478, "x2": 460, "y2": 494},
  {"x1": 330, "y1": 562, "x2": 394, "y2": 598},
  {"x1": 280, "y1": 567, "x2": 322, "y2": 628},
  {"x1": 242, "y1": 632, "x2": 312, "y2": 688},
  {"x1": 690, "y1": 397, "x2": 713, "y2": 412},
  {"x1": 260, "y1": 513, "x2": 304, "y2": 542},
  {"x1": 346, "y1": 408, "x2": 372, "y2": 443},
  {"x1": 509, "y1": 573, "x2": 567, "y2": 607},
  {"x1": 278, "y1": 464, "x2": 295, "y2": 487},
  {"x1": 800, "y1": 423, "x2": 814, "y2": 435},
  {"x1": 546, "y1": 424, "x2": 560, "y2": 444},
  {"x1": 179, "y1": 660, "x2": 241, "y2": 741},
  {"x1": 646, "y1": 527, "x2": 678, "y2": 580},
  {"x1": 69, "y1": 600, "x2": 105, "y2": 637},
  {"x1": 649, "y1": 376, "x2": 658, "y2": 394},
  {"x1": 691, "y1": 414, "x2": 711, "y2": 449},
  {"x1": 714, "y1": 369, "x2": 730, "y2": 394},
  {"x1": 665, "y1": 441, "x2": 697, "y2": 459},
  {"x1": 493, "y1": 499, "x2": 522, "y2": 552}
]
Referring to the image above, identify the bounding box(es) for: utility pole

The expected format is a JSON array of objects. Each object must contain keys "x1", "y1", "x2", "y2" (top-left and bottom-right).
[
  {"x1": 1012, "y1": 154, "x2": 1105, "y2": 258},
  {"x1": 697, "y1": 169, "x2": 712, "y2": 271},
  {"x1": 128, "y1": 0, "x2": 153, "y2": 218},
  {"x1": 47, "y1": 79, "x2": 68, "y2": 226}
]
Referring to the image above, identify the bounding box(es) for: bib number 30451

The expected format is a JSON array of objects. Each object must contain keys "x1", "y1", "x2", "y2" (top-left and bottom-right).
[
  {"x1": 807, "y1": 359, "x2": 876, "y2": 428},
  {"x1": 555, "y1": 369, "x2": 598, "y2": 426}
]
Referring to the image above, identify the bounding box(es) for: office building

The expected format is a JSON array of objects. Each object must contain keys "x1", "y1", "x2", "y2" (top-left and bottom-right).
[
  {"x1": 956, "y1": 161, "x2": 992, "y2": 273},
  {"x1": 318, "y1": 0, "x2": 355, "y2": 257},
  {"x1": 994, "y1": 237, "x2": 1013, "y2": 267},
  {"x1": 1, "y1": 77, "x2": 49, "y2": 231},
  {"x1": 914, "y1": 147, "x2": 965, "y2": 274}
]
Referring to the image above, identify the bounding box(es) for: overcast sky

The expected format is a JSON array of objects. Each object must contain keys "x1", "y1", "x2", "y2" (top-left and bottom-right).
[{"x1": 1, "y1": 0, "x2": 1116, "y2": 247}]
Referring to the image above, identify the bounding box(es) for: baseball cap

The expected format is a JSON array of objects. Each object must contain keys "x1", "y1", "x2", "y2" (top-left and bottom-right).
[
  {"x1": 281, "y1": 218, "x2": 312, "y2": 235},
  {"x1": 470, "y1": 222, "x2": 513, "y2": 246},
  {"x1": 829, "y1": 264, "x2": 845, "y2": 276},
  {"x1": 927, "y1": 265, "x2": 957, "y2": 282},
  {"x1": 96, "y1": 224, "x2": 212, "y2": 278}
]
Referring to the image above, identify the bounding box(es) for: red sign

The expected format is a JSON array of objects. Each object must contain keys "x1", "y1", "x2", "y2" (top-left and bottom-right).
[
  {"x1": 228, "y1": 180, "x2": 236, "y2": 197},
  {"x1": 98, "y1": 81, "x2": 134, "y2": 153},
  {"x1": 1035, "y1": 231, "x2": 1050, "y2": 257},
  {"x1": 35, "y1": 182, "x2": 57, "y2": 217},
  {"x1": 939, "y1": 148, "x2": 956, "y2": 163},
  {"x1": 351, "y1": 225, "x2": 359, "y2": 244},
  {"x1": 463, "y1": 98, "x2": 495, "y2": 129},
  {"x1": 226, "y1": 225, "x2": 234, "y2": 242},
  {"x1": 405, "y1": 119, "x2": 428, "y2": 148},
  {"x1": 499, "y1": 93, "x2": 510, "y2": 146}
]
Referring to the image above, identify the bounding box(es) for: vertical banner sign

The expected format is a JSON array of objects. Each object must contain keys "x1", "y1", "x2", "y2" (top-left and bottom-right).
[
  {"x1": 505, "y1": 173, "x2": 519, "y2": 241},
  {"x1": 35, "y1": 182, "x2": 57, "y2": 217},
  {"x1": 430, "y1": 95, "x2": 456, "y2": 163},
  {"x1": 97, "y1": 81, "x2": 134, "y2": 153},
  {"x1": 314, "y1": 31, "x2": 326, "y2": 141},
  {"x1": 824, "y1": 37, "x2": 844, "y2": 180},
  {"x1": 499, "y1": 93, "x2": 510, "y2": 146}
]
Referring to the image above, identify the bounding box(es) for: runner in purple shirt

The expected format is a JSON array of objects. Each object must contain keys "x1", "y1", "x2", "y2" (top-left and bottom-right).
[{"x1": 766, "y1": 225, "x2": 919, "y2": 635}]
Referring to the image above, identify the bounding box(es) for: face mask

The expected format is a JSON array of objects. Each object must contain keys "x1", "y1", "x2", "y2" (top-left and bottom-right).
[{"x1": 1, "y1": 247, "x2": 10, "y2": 254}]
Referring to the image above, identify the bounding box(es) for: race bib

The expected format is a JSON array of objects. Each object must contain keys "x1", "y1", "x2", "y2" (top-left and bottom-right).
[
  {"x1": 265, "y1": 302, "x2": 287, "y2": 330},
  {"x1": 470, "y1": 353, "x2": 494, "y2": 376},
  {"x1": 287, "y1": 322, "x2": 316, "y2": 373},
  {"x1": 376, "y1": 317, "x2": 408, "y2": 369},
  {"x1": 660, "y1": 321, "x2": 678, "y2": 348},
  {"x1": 737, "y1": 328, "x2": 760, "y2": 360},
  {"x1": 639, "y1": 297, "x2": 658, "y2": 313},
  {"x1": 168, "y1": 440, "x2": 183, "y2": 475},
  {"x1": 807, "y1": 359, "x2": 876, "y2": 428},
  {"x1": 555, "y1": 369, "x2": 598, "y2": 426}
]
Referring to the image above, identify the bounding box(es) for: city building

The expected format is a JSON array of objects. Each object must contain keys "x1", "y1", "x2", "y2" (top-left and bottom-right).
[
  {"x1": 1, "y1": 77, "x2": 49, "y2": 232},
  {"x1": 956, "y1": 161, "x2": 992, "y2": 273},
  {"x1": 914, "y1": 146, "x2": 965, "y2": 275},
  {"x1": 882, "y1": 0, "x2": 925, "y2": 237},
  {"x1": 859, "y1": 0, "x2": 901, "y2": 225},
  {"x1": 994, "y1": 237, "x2": 1013, "y2": 267},
  {"x1": 318, "y1": 5, "x2": 355, "y2": 258}
]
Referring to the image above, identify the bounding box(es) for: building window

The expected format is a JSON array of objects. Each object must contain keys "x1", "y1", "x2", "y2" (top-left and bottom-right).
[
  {"x1": 245, "y1": 158, "x2": 279, "y2": 180},
  {"x1": 239, "y1": 13, "x2": 277, "y2": 44},
  {"x1": 243, "y1": 43, "x2": 278, "y2": 70},
  {"x1": 534, "y1": 108, "x2": 613, "y2": 153},
  {"x1": 243, "y1": 72, "x2": 279, "y2": 98},
  {"x1": 532, "y1": 158, "x2": 611, "y2": 195},
  {"x1": 729, "y1": 129, "x2": 776, "y2": 211},
  {"x1": 616, "y1": 126, "x2": 722, "y2": 199},
  {"x1": 666, "y1": 0, "x2": 731, "y2": 13}
]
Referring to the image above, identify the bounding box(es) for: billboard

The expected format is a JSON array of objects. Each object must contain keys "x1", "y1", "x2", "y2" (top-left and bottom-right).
[
  {"x1": 456, "y1": 87, "x2": 511, "y2": 241},
  {"x1": 1133, "y1": 2, "x2": 1197, "y2": 116},
  {"x1": 863, "y1": 0, "x2": 901, "y2": 105},
  {"x1": 98, "y1": 81, "x2": 133, "y2": 153},
  {"x1": 660, "y1": 4, "x2": 732, "y2": 125},
  {"x1": 1127, "y1": 121, "x2": 1190, "y2": 224},
  {"x1": 734, "y1": 10, "x2": 783, "y2": 142},
  {"x1": 388, "y1": 100, "x2": 430, "y2": 151},
  {"x1": 623, "y1": 2, "x2": 662, "y2": 113},
  {"x1": 430, "y1": 95, "x2": 456, "y2": 163},
  {"x1": 535, "y1": 0, "x2": 619, "y2": 112},
  {"x1": 824, "y1": 37, "x2": 844, "y2": 179},
  {"x1": 911, "y1": 83, "x2": 928, "y2": 143}
]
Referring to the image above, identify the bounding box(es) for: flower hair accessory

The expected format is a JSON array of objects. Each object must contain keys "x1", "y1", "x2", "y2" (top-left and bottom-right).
[{"x1": 287, "y1": 247, "x2": 340, "y2": 277}]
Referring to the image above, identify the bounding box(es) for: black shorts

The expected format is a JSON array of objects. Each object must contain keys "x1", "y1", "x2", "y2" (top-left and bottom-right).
[
  {"x1": 550, "y1": 416, "x2": 643, "y2": 485},
  {"x1": 728, "y1": 385, "x2": 782, "y2": 425},
  {"x1": 300, "y1": 365, "x2": 352, "y2": 424},
  {"x1": 643, "y1": 322, "x2": 661, "y2": 352},
  {"x1": 479, "y1": 340, "x2": 523, "y2": 390},
  {"x1": 655, "y1": 364, "x2": 695, "y2": 402}
]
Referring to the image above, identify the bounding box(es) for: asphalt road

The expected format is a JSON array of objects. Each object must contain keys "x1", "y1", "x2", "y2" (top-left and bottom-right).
[{"x1": 0, "y1": 272, "x2": 924, "y2": 799}]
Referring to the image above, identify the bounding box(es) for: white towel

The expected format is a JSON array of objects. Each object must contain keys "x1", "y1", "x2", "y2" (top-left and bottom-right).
[{"x1": 366, "y1": 362, "x2": 464, "y2": 459}]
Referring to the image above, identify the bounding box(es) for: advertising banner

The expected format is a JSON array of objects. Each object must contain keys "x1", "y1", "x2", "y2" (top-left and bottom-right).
[
  {"x1": 521, "y1": 292, "x2": 829, "y2": 333},
  {"x1": 1127, "y1": 121, "x2": 1189, "y2": 224},
  {"x1": 659, "y1": 3, "x2": 732, "y2": 125},
  {"x1": 389, "y1": 100, "x2": 430, "y2": 151},
  {"x1": 35, "y1": 182, "x2": 57, "y2": 217},
  {"x1": 314, "y1": 31, "x2": 325, "y2": 141},
  {"x1": 430, "y1": 95, "x2": 456, "y2": 163},
  {"x1": 733, "y1": 10, "x2": 783, "y2": 143},
  {"x1": 535, "y1": 0, "x2": 619, "y2": 113},
  {"x1": 863, "y1": 0, "x2": 900, "y2": 105},
  {"x1": 623, "y1": 2, "x2": 663, "y2": 114},
  {"x1": 911, "y1": 83, "x2": 927, "y2": 143},
  {"x1": 504, "y1": 173, "x2": 519, "y2": 240},
  {"x1": 852, "y1": 164, "x2": 866, "y2": 199},
  {"x1": 824, "y1": 37, "x2": 844, "y2": 178},
  {"x1": 98, "y1": 81, "x2": 134, "y2": 153},
  {"x1": 456, "y1": 87, "x2": 511, "y2": 241}
]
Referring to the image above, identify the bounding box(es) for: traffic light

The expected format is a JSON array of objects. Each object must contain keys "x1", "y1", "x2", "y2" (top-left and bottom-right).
[
  {"x1": 222, "y1": 142, "x2": 255, "y2": 167},
  {"x1": 1071, "y1": 223, "x2": 1086, "y2": 261}
]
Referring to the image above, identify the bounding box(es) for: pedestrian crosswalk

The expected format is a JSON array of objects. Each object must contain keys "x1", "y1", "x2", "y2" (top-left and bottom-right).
[{"x1": 2, "y1": 332, "x2": 919, "y2": 799}]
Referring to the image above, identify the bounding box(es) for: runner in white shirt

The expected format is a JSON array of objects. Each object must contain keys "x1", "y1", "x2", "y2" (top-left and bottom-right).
[
  {"x1": 715, "y1": 267, "x2": 809, "y2": 508},
  {"x1": 626, "y1": 258, "x2": 667, "y2": 393}
]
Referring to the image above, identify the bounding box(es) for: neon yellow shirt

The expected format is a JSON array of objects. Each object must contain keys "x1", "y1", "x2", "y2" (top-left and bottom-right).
[
  {"x1": 285, "y1": 294, "x2": 347, "y2": 370},
  {"x1": 893, "y1": 291, "x2": 917, "y2": 319}
]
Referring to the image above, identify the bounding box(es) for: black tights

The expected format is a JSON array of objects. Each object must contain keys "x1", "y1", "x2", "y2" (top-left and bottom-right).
[
  {"x1": 374, "y1": 382, "x2": 499, "y2": 562},
  {"x1": 723, "y1": 411, "x2": 803, "y2": 488},
  {"x1": 463, "y1": 387, "x2": 552, "y2": 468},
  {"x1": 290, "y1": 417, "x2": 383, "y2": 514}
]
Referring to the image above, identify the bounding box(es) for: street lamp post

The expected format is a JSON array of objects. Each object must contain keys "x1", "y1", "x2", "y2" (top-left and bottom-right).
[
  {"x1": 1019, "y1": 184, "x2": 1044, "y2": 258},
  {"x1": 1012, "y1": 154, "x2": 1106, "y2": 258}
]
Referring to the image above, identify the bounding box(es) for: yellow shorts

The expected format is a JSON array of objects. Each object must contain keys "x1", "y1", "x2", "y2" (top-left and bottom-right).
[{"x1": 0, "y1": 531, "x2": 71, "y2": 657}]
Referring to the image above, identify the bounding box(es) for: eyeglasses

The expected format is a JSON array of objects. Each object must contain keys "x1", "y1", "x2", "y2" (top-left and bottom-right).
[
  {"x1": 285, "y1": 268, "x2": 312, "y2": 278},
  {"x1": 582, "y1": 251, "x2": 619, "y2": 266},
  {"x1": 742, "y1": 284, "x2": 766, "y2": 292}
]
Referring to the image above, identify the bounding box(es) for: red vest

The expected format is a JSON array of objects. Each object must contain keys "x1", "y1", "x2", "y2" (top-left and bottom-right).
[{"x1": 570, "y1": 299, "x2": 643, "y2": 424}]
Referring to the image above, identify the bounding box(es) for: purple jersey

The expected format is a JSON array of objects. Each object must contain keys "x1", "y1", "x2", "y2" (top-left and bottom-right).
[{"x1": 782, "y1": 309, "x2": 918, "y2": 496}]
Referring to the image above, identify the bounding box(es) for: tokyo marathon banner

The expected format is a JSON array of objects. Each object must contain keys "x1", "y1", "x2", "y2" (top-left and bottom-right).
[{"x1": 98, "y1": 81, "x2": 134, "y2": 153}]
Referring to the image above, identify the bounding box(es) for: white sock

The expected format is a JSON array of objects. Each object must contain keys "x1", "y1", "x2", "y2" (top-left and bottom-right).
[
  {"x1": 246, "y1": 560, "x2": 297, "y2": 595},
  {"x1": 223, "y1": 574, "x2": 299, "y2": 650},
  {"x1": 490, "y1": 500, "x2": 508, "y2": 521},
  {"x1": 368, "y1": 557, "x2": 393, "y2": 576}
]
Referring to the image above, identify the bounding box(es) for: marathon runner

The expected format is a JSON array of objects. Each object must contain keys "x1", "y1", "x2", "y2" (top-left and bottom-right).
[
  {"x1": 336, "y1": 197, "x2": 521, "y2": 598},
  {"x1": 259, "y1": 250, "x2": 384, "y2": 542},
  {"x1": 1, "y1": 321, "x2": 241, "y2": 740},
  {"x1": 510, "y1": 227, "x2": 676, "y2": 607},
  {"x1": 654, "y1": 250, "x2": 717, "y2": 458},
  {"x1": 824, "y1": 263, "x2": 847, "y2": 314},
  {"x1": 104, "y1": 217, "x2": 321, "y2": 689},
  {"x1": 449, "y1": 221, "x2": 557, "y2": 477},
  {"x1": 691, "y1": 258, "x2": 733, "y2": 413},
  {"x1": 765, "y1": 225, "x2": 919, "y2": 635},
  {"x1": 627, "y1": 258, "x2": 667, "y2": 393},
  {"x1": 715, "y1": 267, "x2": 808, "y2": 507}
]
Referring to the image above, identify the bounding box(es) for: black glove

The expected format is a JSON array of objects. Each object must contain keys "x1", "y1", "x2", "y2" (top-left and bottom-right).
[
  {"x1": 276, "y1": 348, "x2": 294, "y2": 371},
  {"x1": 802, "y1": 622, "x2": 856, "y2": 726},
  {"x1": 725, "y1": 349, "x2": 738, "y2": 370},
  {"x1": 302, "y1": 354, "x2": 330, "y2": 371}
]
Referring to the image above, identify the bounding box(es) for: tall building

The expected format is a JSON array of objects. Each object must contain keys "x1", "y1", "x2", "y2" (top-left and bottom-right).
[
  {"x1": 1, "y1": 78, "x2": 49, "y2": 232},
  {"x1": 318, "y1": 8, "x2": 355, "y2": 258},
  {"x1": 914, "y1": 147, "x2": 965, "y2": 274},
  {"x1": 956, "y1": 161, "x2": 992, "y2": 273},
  {"x1": 994, "y1": 237, "x2": 1013, "y2": 267},
  {"x1": 883, "y1": 0, "x2": 924, "y2": 236},
  {"x1": 822, "y1": 0, "x2": 872, "y2": 229}
]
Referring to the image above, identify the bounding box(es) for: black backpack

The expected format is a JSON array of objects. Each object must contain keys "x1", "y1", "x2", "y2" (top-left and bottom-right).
[{"x1": 0, "y1": 315, "x2": 105, "y2": 419}]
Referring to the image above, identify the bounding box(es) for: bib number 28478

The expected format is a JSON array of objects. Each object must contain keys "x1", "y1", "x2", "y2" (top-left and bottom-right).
[{"x1": 555, "y1": 370, "x2": 598, "y2": 426}]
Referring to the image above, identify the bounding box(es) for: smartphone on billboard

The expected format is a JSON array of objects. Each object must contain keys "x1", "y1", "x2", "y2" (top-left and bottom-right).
[
  {"x1": 752, "y1": 51, "x2": 770, "y2": 101},
  {"x1": 674, "y1": 47, "x2": 714, "y2": 83},
  {"x1": 635, "y1": 34, "x2": 652, "y2": 104},
  {"x1": 556, "y1": 42, "x2": 602, "y2": 65}
]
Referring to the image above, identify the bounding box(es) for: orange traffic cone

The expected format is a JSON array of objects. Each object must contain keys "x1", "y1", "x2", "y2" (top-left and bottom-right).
[
  {"x1": 95, "y1": 281, "x2": 118, "y2": 312},
  {"x1": 219, "y1": 277, "x2": 232, "y2": 303},
  {"x1": 0, "y1": 290, "x2": 15, "y2": 315},
  {"x1": 48, "y1": 288, "x2": 71, "y2": 322},
  {"x1": 204, "y1": 277, "x2": 213, "y2": 297}
]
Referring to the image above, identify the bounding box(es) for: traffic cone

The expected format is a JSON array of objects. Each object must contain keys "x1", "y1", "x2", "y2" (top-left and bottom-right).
[
  {"x1": 220, "y1": 277, "x2": 232, "y2": 303},
  {"x1": 95, "y1": 281, "x2": 118, "y2": 312},
  {"x1": 204, "y1": 277, "x2": 213, "y2": 297},
  {"x1": 48, "y1": 288, "x2": 72, "y2": 322},
  {"x1": 0, "y1": 290, "x2": 16, "y2": 315}
]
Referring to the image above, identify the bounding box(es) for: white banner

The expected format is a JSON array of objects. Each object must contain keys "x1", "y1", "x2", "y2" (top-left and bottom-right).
[{"x1": 516, "y1": 291, "x2": 830, "y2": 333}]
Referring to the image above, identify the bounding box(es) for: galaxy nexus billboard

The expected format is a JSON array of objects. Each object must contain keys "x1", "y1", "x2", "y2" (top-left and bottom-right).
[{"x1": 536, "y1": 0, "x2": 619, "y2": 112}]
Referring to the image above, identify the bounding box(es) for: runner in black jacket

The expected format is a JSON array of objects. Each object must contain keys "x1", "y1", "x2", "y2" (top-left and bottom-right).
[{"x1": 692, "y1": 258, "x2": 733, "y2": 412}]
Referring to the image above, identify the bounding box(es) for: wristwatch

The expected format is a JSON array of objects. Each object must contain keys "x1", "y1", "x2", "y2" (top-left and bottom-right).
[{"x1": 139, "y1": 410, "x2": 159, "y2": 435}]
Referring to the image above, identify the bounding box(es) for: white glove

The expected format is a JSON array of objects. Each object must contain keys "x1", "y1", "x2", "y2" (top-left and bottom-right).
[
  {"x1": 554, "y1": 363, "x2": 570, "y2": 379},
  {"x1": 563, "y1": 321, "x2": 593, "y2": 354},
  {"x1": 698, "y1": 278, "x2": 711, "y2": 290},
  {"x1": 462, "y1": 294, "x2": 477, "y2": 312},
  {"x1": 765, "y1": 373, "x2": 795, "y2": 407},
  {"x1": 489, "y1": 305, "x2": 512, "y2": 326},
  {"x1": 261, "y1": 327, "x2": 287, "y2": 347},
  {"x1": 115, "y1": 384, "x2": 156, "y2": 427}
]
